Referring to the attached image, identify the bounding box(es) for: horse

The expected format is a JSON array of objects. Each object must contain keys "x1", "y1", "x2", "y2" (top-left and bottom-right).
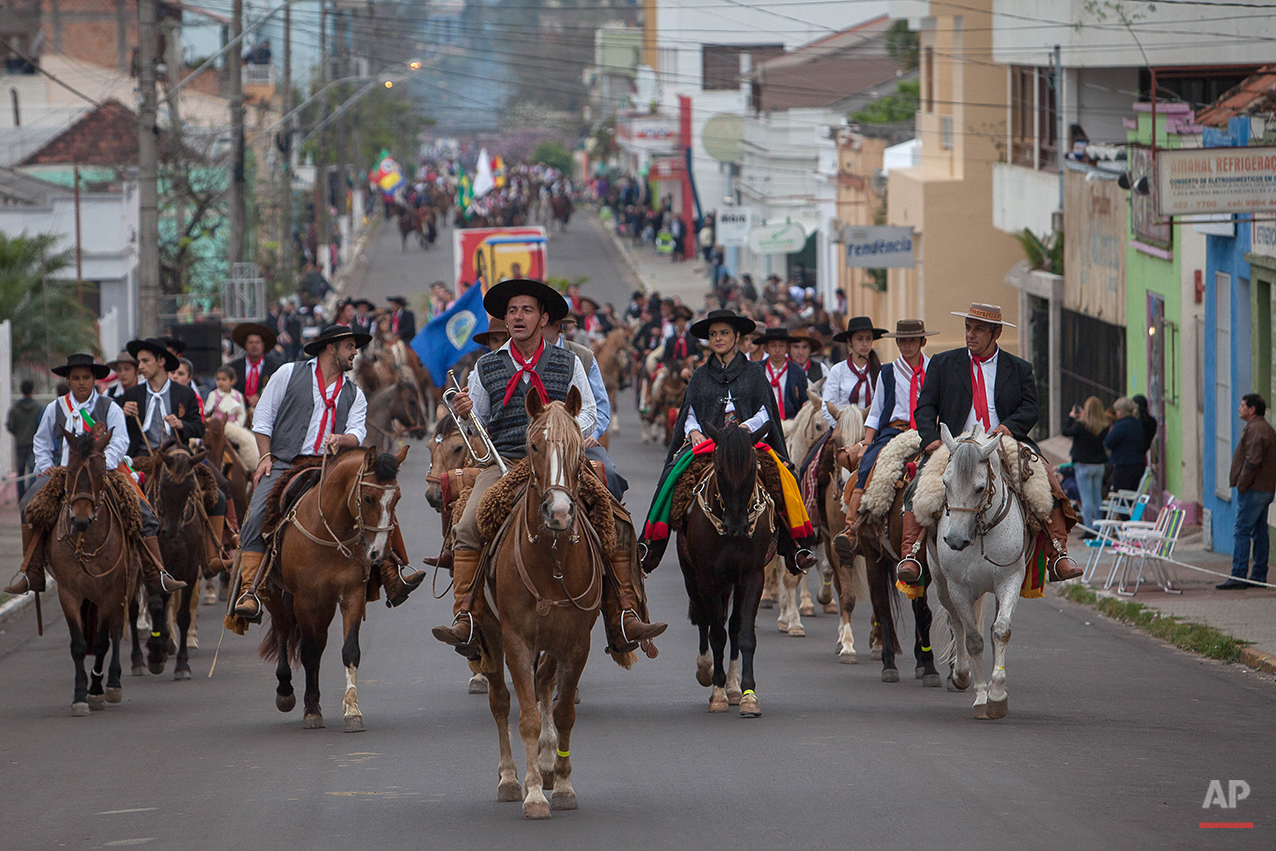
[
  {"x1": 474, "y1": 387, "x2": 603, "y2": 818},
  {"x1": 398, "y1": 206, "x2": 425, "y2": 250},
  {"x1": 256, "y1": 445, "x2": 408, "y2": 731},
  {"x1": 44, "y1": 428, "x2": 141, "y2": 715},
  {"x1": 199, "y1": 418, "x2": 248, "y2": 605},
  {"x1": 640, "y1": 359, "x2": 690, "y2": 446},
  {"x1": 677, "y1": 422, "x2": 775, "y2": 717},
  {"x1": 363, "y1": 379, "x2": 430, "y2": 453},
  {"x1": 931, "y1": 423, "x2": 1028, "y2": 720},
  {"x1": 592, "y1": 327, "x2": 635, "y2": 435},
  {"x1": 550, "y1": 193, "x2": 573, "y2": 232}
]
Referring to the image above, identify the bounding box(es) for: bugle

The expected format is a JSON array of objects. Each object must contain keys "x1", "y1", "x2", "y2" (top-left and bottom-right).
[{"x1": 442, "y1": 369, "x2": 508, "y2": 475}]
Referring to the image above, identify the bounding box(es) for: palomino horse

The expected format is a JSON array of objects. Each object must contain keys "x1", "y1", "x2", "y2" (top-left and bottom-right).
[
  {"x1": 678, "y1": 422, "x2": 775, "y2": 717},
  {"x1": 46, "y1": 428, "x2": 141, "y2": 715},
  {"x1": 475, "y1": 387, "x2": 602, "y2": 818},
  {"x1": 258, "y1": 445, "x2": 407, "y2": 732},
  {"x1": 932, "y1": 424, "x2": 1028, "y2": 719},
  {"x1": 363, "y1": 379, "x2": 430, "y2": 453}
]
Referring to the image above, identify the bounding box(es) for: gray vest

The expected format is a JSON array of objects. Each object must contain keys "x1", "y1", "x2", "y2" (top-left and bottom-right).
[
  {"x1": 563, "y1": 339, "x2": 594, "y2": 374},
  {"x1": 479, "y1": 344, "x2": 576, "y2": 459},
  {"x1": 271, "y1": 361, "x2": 357, "y2": 462},
  {"x1": 51, "y1": 395, "x2": 116, "y2": 465}
]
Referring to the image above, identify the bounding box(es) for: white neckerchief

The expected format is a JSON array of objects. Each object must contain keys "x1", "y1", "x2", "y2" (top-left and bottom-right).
[
  {"x1": 142, "y1": 379, "x2": 173, "y2": 436},
  {"x1": 62, "y1": 391, "x2": 97, "y2": 435}
]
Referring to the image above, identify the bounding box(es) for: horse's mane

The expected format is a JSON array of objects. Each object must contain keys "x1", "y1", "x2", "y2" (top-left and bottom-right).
[
  {"x1": 948, "y1": 435, "x2": 988, "y2": 484},
  {"x1": 714, "y1": 424, "x2": 756, "y2": 490},
  {"x1": 532, "y1": 400, "x2": 583, "y2": 462},
  {"x1": 834, "y1": 403, "x2": 864, "y2": 447},
  {"x1": 432, "y1": 413, "x2": 459, "y2": 439},
  {"x1": 65, "y1": 430, "x2": 99, "y2": 463},
  {"x1": 370, "y1": 450, "x2": 401, "y2": 483}
]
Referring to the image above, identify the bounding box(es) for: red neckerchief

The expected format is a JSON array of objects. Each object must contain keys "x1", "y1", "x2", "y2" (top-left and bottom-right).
[
  {"x1": 503, "y1": 340, "x2": 550, "y2": 407},
  {"x1": 904, "y1": 356, "x2": 926, "y2": 429},
  {"x1": 245, "y1": 357, "x2": 262, "y2": 396},
  {"x1": 849, "y1": 359, "x2": 872, "y2": 408},
  {"x1": 391, "y1": 310, "x2": 400, "y2": 336},
  {"x1": 766, "y1": 359, "x2": 789, "y2": 419},
  {"x1": 970, "y1": 348, "x2": 996, "y2": 431},
  {"x1": 674, "y1": 332, "x2": 687, "y2": 359},
  {"x1": 313, "y1": 362, "x2": 344, "y2": 454}
]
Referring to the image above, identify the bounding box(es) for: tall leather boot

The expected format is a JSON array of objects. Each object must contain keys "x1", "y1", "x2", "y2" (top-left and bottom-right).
[
  {"x1": 380, "y1": 525, "x2": 425, "y2": 607},
  {"x1": 3, "y1": 524, "x2": 46, "y2": 594},
  {"x1": 203, "y1": 514, "x2": 229, "y2": 577},
  {"x1": 603, "y1": 551, "x2": 667, "y2": 652},
  {"x1": 638, "y1": 536, "x2": 668, "y2": 573},
  {"x1": 896, "y1": 509, "x2": 925, "y2": 584},
  {"x1": 1045, "y1": 505, "x2": 1083, "y2": 581},
  {"x1": 231, "y1": 551, "x2": 266, "y2": 621},
  {"x1": 832, "y1": 487, "x2": 865, "y2": 565},
  {"x1": 431, "y1": 549, "x2": 482, "y2": 652},
  {"x1": 138, "y1": 536, "x2": 187, "y2": 596}
]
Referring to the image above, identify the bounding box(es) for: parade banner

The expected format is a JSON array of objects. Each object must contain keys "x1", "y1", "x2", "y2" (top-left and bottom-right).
[
  {"x1": 452, "y1": 226, "x2": 549, "y2": 289},
  {"x1": 411, "y1": 281, "x2": 487, "y2": 386},
  {"x1": 843, "y1": 226, "x2": 915, "y2": 268},
  {"x1": 1156, "y1": 146, "x2": 1276, "y2": 217}
]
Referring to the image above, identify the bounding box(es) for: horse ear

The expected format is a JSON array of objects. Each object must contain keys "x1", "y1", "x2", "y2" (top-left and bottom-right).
[
  {"x1": 807, "y1": 388, "x2": 821, "y2": 407},
  {"x1": 940, "y1": 422, "x2": 958, "y2": 453},
  {"x1": 701, "y1": 421, "x2": 721, "y2": 444},
  {"x1": 565, "y1": 385, "x2": 582, "y2": 417},
  {"x1": 825, "y1": 400, "x2": 840, "y2": 420},
  {"x1": 435, "y1": 403, "x2": 448, "y2": 422},
  {"x1": 396, "y1": 444, "x2": 409, "y2": 464},
  {"x1": 971, "y1": 422, "x2": 986, "y2": 441},
  {"x1": 188, "y1": 450, "x2": 207, "y2": 465},
  {"x1": 62, "y1": 427, "x2": 76, "y2": 442},
  {"x1": 525, "y1": 387, "x2": 545, "y2": 419},
  {"x1": 100, "y1": 427, "x2": 114, "y2": 447},
  {"x1": 979, "y1": 437, "x2": 1000, "y2": 460}
]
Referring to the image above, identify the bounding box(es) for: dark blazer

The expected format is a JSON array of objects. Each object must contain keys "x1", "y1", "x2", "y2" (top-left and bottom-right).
[
  {"x1": 393, "y1": 308, "x2": 417, "y2": 343},
  {"x1": 914, "y1": 347, "x2": 1038, "y2": 448},
  {"x1": 765, "y1": 360, "x2": 809, "y2": 421},
  {"x1": 227, "y1": 351, "x2": 284, "y2": 396},
  {"x1": 661, "y1": 331, "x2": 701, "y2": 367},
  {"x1": 116, "y1": 381, "x2": 205, "y2": 456}
]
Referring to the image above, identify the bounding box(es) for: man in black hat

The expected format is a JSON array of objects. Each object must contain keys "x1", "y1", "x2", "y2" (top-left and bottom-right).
[
  {"x1": 4, "y1": 354, "x2": 186, "y2": 598},
  {"x1": 547, "y1": 314, "x2": 626, "y2": 500},
  {"x1": 432, "y1": 279, "x2": 665, "y2": 658},
  {"x1": 660, "y1": 305, "x2": 700, "y2": 373},
  {"x1": 758, "y1": 327, "x2": 808, "y2": 421},
  {"x1": 350, "y1": 298, "x2": 376, "y2": 336},
  {"x1": 821, "y1": 316, "x2": 885, "y2": 427},
  {"x1": 227, "y1": 322, "x2": 284, "y2": 410},
  {"x1": 118, "y1": 339, "x2": 205, "y2": 457},
  {"x1": 387, "y1": 296, "x2": 416, "y2": 343}
]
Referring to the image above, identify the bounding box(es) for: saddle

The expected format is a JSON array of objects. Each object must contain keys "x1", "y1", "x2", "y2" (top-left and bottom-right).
[
  {"x1": 24, "y1": 467, "x2": 145, "y2": 539},
  {"x1": 260, "y1": 459, "x2": 329, "y2": 539}
]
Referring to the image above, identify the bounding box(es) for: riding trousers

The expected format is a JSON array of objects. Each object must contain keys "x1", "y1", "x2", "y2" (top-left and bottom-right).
[
  {"x1": 20, "y1": 470, "x2": 159, "y2": 537},
  {"x1": 239, "y1": 458, "x2": 295, "y2": 554},
  {"x1": 452, "y1": 463, "x2": 506, "y2": 552},
  {"x1": 585, "y1": 444, "x2": 627, "y2": 501}
]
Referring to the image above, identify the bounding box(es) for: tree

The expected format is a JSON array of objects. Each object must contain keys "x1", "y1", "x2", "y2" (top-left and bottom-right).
[
  {"x1": 0, "y1": 233, "x2": 99, "y2": 367},
  {"x1": 531, "y1": 140, "x2": 574, "y2": 174},
  {"x1": 885, "y1": 20, "x2": 920, "y2": 70},
  {"x1": 850, "y1": 79, "x2": 920, "y2": 125}
]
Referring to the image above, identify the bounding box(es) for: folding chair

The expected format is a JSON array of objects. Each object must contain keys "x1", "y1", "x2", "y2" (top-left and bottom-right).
[
  {"x1": 1112, "y1": 507, "x2": 1186, "y2": 596},
  {"x1": 1099, "y1": 467, "x2": 1152, "y2": 522},
  {"x1": 1083, "y1": 494, "x2": 1151, "y2": 584}
]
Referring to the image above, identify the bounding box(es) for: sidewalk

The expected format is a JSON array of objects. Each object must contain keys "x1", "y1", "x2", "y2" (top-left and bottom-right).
[
  {"x1": 0, "y1": 500, "x2": 32, "y2": 623},
  {"x1": 600, "y1": 213, "x2": 715, "y2": 307}
]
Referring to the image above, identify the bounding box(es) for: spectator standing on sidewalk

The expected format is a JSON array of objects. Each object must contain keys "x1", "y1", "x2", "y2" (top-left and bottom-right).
[
  {"x1": 1218, "y1": 393, "x2": 1276, "y2": 589},
  {"x1": 1104, "y1": 396, "x2": 1146, "y2": 492},
  {"x1": 7, "y1": 380, "x2": 40, "y2": 499},
  {"x1": 1062, "y1": 396, "x2": 1109, "y2": 536}
]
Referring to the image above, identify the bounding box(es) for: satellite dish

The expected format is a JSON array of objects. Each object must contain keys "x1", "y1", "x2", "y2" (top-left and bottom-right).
[{"x1": 703, "y1": 113, "x2": 744, "y2": 163}]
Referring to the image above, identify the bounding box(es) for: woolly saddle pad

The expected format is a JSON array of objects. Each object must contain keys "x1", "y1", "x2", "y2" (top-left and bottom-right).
[
  {"x1": 911, "y1": 435, "x2": 1054, "y2": 533},
  {"x1": 474, "y1": 457, "x2": 619, "y2": 557},
  {"x1": 25, "y1": 467, "x2": 145, "y2": 539}
]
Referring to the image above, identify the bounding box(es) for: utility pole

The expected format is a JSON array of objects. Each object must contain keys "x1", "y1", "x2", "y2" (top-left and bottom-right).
[
  {"x1": 280, "y1": 2, "x2": 294, "y2": 290},
  {"x1": 164, "y1": 13, "x2": 186, "y2": 294},
  {"x1": 229, "y1": 0, "x2": 245, "y2": 270},
  {"x1": 336, "y1": 9, "x2": 349, "y2": 239},
  {"x1": 316, "y1": 1, "x2": 329, "y2": 279},
  {"x1": 137, "y1": 0, "x2": 160, "y2": 336}
]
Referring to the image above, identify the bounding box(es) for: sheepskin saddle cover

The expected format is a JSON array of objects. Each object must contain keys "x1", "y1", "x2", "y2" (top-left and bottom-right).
[
  {"x1": 912, "y1": 434, "x2": 1054, "y2": 532},
  {"x1": 26, "y1": 467, "x2": 145, "y2": 539},
  {"x1": 474, "y1": 457, "x2": 618, "y2": 556}
]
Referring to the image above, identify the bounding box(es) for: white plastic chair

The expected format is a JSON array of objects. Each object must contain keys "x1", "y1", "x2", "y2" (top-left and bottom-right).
[
  {"x1": 1083, "y1": 494, "x2": 1151, "y2": 584},
  {"x1": 1099, "y1": 467, "x2": 1152, "y2": 522},
  {"x1": 1111, "y1": 508, "x2": 1186, "y2": 596}
]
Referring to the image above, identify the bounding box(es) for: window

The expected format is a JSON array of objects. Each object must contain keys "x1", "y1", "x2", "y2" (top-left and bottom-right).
[
  {"x1": 940, "y1": 115, "x2": 953, "y2": 150},
  {"x1": 924, "y1": 47, "x2": 933, "y2": 112},
  {"x1": 1214, "y1": 272, "x2": 1232, "y2": 499},
  {"x1": 701, "y1": 44, "x2": 782, "y2": 91},
  {"x1": 1010, "y1": 66, "x2": 1057, "y2": 170}
]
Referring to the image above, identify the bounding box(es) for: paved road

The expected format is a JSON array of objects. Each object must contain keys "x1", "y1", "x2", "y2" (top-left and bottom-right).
[{"x1": 2, "y1": 217, "x2": 1274, "y2": 850}]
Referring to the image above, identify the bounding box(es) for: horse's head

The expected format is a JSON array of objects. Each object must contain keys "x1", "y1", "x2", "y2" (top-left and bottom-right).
[
  {"x1": 526, "y1": 386, "x2": 584, "y2": 533},
  {"x1": 155, "y1": 446, "x2": 205, "y2": 538},
  {"x1": 64, "y1": 427, "x2": 110, "y2": 532},
  {"x1": 424, "y1": 415, "x2": 476, "y2": 511},
  {"x1": 357, "y1": 445, "x2": 407, "y2": 564},
  {"x1": 392, "y1": 379, "x2": 431, "y2": 440},
  {"x1": 705, "y1": 421, "x2": 761, "y2": 538},
  {"x1": 940, "y1": 423, "x2": 1000, "y2": 551}
]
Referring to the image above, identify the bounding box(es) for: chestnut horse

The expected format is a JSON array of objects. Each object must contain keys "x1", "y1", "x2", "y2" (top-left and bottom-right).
[
  {"x1": 258, "y1": 445, "x2": 408, "y2": 732},
  {"x1": 363, "y1": 379, "x2": 430, "y2": 453},
  {"x1": 45, "y1": 428, "x2": 141, "y2": 715},
  {"x1": 475, "y1": 388, "x2": 603, "y2": 819},
  {"x1": 677, "y1": 422, "x2": 776, "y2": 717}
]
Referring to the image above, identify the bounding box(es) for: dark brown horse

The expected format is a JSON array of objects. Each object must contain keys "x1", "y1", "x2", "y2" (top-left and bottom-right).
[
  {"x1": 46, "y1": 428, "x2": 140, "y2": 715},
  {"x1": 258, "y1": 445, "x2": 408, "y2": 732},
  {"x1": 363, "y1": 379, "x2": 430, "y2": 453},
  {"x1": 476, "y1": 388, "x2": 603, "y2": 819},
  {"x1": 677, "y1": 422, "x2": 775, "y2": 717}
]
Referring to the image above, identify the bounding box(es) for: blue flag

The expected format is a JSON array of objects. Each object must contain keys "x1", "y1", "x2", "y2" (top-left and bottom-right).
[{"x1": 411, "y1": 282, "x2": 488, "y2": 387}]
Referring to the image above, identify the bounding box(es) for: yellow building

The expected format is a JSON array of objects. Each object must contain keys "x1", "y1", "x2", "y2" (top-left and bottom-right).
[{"x1": 885, "y1": 0, "x2": 1023, "y2": 352}]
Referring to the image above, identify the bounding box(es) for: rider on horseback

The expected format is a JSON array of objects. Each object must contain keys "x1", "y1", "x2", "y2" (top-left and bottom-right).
[
  {"x1": 431, "y1": 278, "x2": 666, "y2": 657},
  {"x1": 230, "y1": 324, "x2": 425, "y2": 621},
  {"x1": 820, "y1": 316, "x2": 885, "y2": 427},
  {"x1": 4, "y1": 352, "x2": 187, "y2": 598},
  {"x1": 896, "y1": 304, "x2": 1083, "y2": 584}
]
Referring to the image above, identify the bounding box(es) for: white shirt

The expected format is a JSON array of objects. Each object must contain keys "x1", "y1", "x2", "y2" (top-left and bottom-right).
[
  {"x1": 865, "y1": 354, "x2": 931, "y2": 432},
  {"x1": 252, "y1": 359, "x2": 368, "y2": 450},
  {"x1": 32, "y1": 391, "x2": 129, "y2": 474},
  {"x1": 465, "y1": 340, "x2": 597, "y2": 439},
  {"x1": 821, "y1": 359, "x2": 873, "y2": 426},
  {"x1": 961, "y1": 348, "x2": 1002, "y2": 435}
]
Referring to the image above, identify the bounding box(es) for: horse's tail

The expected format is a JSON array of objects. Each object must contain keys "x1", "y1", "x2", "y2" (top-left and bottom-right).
[
  {"x1": 257, "y1": 615, "x2": 302, "y2": 668},
  {"x1": 931, "y1": 594, "x2": 987, "y2": 669}
]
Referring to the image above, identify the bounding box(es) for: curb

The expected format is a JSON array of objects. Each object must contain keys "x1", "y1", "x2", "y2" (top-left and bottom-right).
[
  {"x1": 0, "y1": 589, "x2": 38, "y2": 625},
  {"x1": 1240, "y1": 647, "x2": 1276, "y2": 674}
]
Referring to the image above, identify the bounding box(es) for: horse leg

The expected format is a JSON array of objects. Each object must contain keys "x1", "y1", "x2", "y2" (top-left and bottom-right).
[
  {"x1": 128, "y1": 590, "x2": 145, "y2": 676},
  {"x1": 535, "y1": 656, "x2": 558, "y2": 791},
  {"x1": 707, "y1": 593, "x2": 729, "y2": 712},
  {"x1": 187, "y1": 579, "x2": 199, "y2": 648},
  {"x1": 985, "y1": 580, "x2": 1019, "y2": 720},
  {"x1": 505, "y1": 636, "x2": 550, "y2": 819},
  {"x1": 944, "y1": 589, "x2": 983, "y2": 712},
  {"x1": 338, "y1": 600, "x2": 365, "y2": 733},
  {"x1": 145, "y1": 591, "x2": 169, "y2": 675},
  {"x1": 831, "y1": 551, "x2": 857, "y2": 663},
  {"x1": 695, "y1": 624, "x2": 712, "y2": 687},
  {"x1": 781, "y1": 567, "x2": 805, "y2": 637},
  {"x1": 866, "y1": 554, "x2": 900, "y2": 683},
  {"x1": 736, "y1": 563, "x2": 765, "y2": 717},
  {"x1": 105, "y1": 625, "x2": 123, "y2": 703},
  {"x1": 63, "y1": 594, "x2": 90, "y2": 716},
  {"x1": 87, "y1": 618, "x2": 110, "y2": 711},
  {"x1": 913, "y1": 591, "x2": 941, "y2": 687},
  {"x1": 296, "y1": 598, "x2": 336, "y2": 729},
  {"x1": 799, "y1": 579, "x2": 816, "y2": 618},
  {"x1": 818, "y1": 550, "x2": 837, "y2": 612},
  {"x1": 550, "y1": 645, "x2": 587, "y2": 811},
  {"x1": 760, "y1": 558, "x2": 776, "y2": 609},
  {"x1": 173, "y1": 586, "x2": 192, "y2": 681},
  {"x1": 488, "y1": 663, "x2": 520, "y2": 802}
]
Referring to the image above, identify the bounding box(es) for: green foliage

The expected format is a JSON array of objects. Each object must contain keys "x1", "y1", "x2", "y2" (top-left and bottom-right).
[
  {"x1": 1015, "y1": 228, "x2": 1064, "y2": 275},
  {"x1": 1061, "y1": 583, "x2": 1247, "y2": 662},
  {"x1": 532, "y1": 141, "x2": 575, "y2": 175},
  {"x1": 850, "y1": 79, "x2": 920, "y2": 126},
  {"x1": 546, "y1": 275, "x2": 588, "y2": 293},
  {"x1": 0, "y1": 233, "x2": 99, "y2": 365},
  {"x1": 885, "y1": 20, "x2": 920, "y2": 70}
]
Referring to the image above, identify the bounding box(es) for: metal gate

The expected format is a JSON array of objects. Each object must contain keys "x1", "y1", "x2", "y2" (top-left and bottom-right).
[{"x1": 1061, "y1": 308, "x2": 1126, "y2": 410}]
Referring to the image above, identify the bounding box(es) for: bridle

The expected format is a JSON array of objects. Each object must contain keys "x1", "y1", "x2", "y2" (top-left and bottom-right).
[
  {"x1": 58, "y1": 450, "x2": 127, "y2": 576},
  {"x1": 943, "y1": 438, "x2": 1021, "y2": 567},
  {"x1": 693, "y1": 461, "x2": 772, "y2": 538},
  {"x1": 285, "y1": 449, "x2": 400, "y2": 564}
]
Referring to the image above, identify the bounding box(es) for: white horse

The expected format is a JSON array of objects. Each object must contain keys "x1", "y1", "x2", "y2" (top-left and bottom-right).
[{"x1": 929, "y1": 423, "x2": 1029, "y2": 720}]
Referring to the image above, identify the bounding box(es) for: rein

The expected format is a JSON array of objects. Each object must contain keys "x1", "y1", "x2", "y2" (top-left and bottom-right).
[
  {"x1": 285, "y1": 449, "x2": 399, "y2": 564},
  {"x1": 693, "y1": 464, "x2": 771, "y2": 538},
  {"x1": 943, "y1": 439, "x2": 1024, "y2": 568},
  {"x1": 57, "y1": 458, "x2": 127, "y2": 578}
]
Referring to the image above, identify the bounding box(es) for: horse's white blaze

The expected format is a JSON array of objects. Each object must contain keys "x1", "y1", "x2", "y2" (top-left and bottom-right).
[
  {"x1": 343, "y1": 665, "x2": 360, "y2": 718},
  {"x1": 543, "y1": 442, "x2": 573, "y2": 528},
  {"x1": 367, "y1": 488, "x2": 396, "y2": 558}
]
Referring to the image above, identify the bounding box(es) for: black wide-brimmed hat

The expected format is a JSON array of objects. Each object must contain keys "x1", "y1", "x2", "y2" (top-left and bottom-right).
[
  {"x1": 304, "y1": 323, "x2": 373, "y2": 356},
  {"x1": 160, "y1": 335, "x2": 186, "y2": 355},
  {"x1": 832, "y1": 316, "x2": 887, "y2": 343},
  {"x1": 231, "y1": 321, "x2": 278, "y2": 351},
  {"x1": 350, "y1": 298, "x2": 376, "y2": 311},
  {"x1": 127, "y1": 338, "x2": 180, "y2": 372},
  {"x1": 757, "y1": 327, "x2": 796, "y2": 345},
  {"x1": 388, "y1": 295, "x2": 409, "y2": 306},
  {"x1": 52, "y1": 352, "x2": 111, "y2": 380},
  {"x1": 690, "y1": 308, "x2": 756, "y2": 340},
  {"x1": 483, "y1": 278, "x2": 570, "y2": 325},
  {"x1": 670, "y1": 304, "x2": 693, "y2": 322}
]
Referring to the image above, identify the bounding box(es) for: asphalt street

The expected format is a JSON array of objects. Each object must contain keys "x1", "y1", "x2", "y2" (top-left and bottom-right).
[{"x1": 1, "y1": 215, "x2": 1273, "y2": 850}]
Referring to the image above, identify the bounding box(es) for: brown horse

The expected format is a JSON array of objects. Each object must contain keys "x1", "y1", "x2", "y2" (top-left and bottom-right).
[
  {"x1": 677, "y1": 422, "x2": 776, "y2": 717},
  {"x1": 258, "y1": 445, "x2": 408, "y2": 731},
  {"x1": 363, "y1": 379, "x2": 430, "y2": 453},
  {"x1": 45, "y1": 428, "x2": 140, "y2": 715},
  {"x1": 476, "y1": 387, "x2": 603, "y2": 819},
  {"x1": 592, "y1": 326, "x2": 634, "y2": 435}
]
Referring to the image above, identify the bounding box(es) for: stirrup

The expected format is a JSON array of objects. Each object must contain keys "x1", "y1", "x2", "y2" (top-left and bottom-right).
[
  {"x1": 232, "y1": 592, "x2": 263, "y2": 623},
  {"x1": 896, "y1": 555, "x2": 923, "y2": 583},
  {"x1": 636, "y1": 541, "x2": 649, "y2": 562},
  {"x1": 796, "y1": 548, "x2": 816, "y2": 571},
  {"x1": 1048, "y1": 552, "x2": 1082, "y2": 581},
  {"x1": 159, "y1": 572, "x2": 188, "y2": 593}
]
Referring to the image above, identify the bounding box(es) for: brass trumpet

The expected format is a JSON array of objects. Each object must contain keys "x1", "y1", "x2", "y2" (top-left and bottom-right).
[{"x1": 442, "y1": 369, "x2": 507, "y2": 475}]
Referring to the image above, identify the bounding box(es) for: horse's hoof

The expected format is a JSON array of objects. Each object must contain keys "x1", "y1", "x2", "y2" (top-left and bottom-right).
[
  {"x1": 468, "y1": 674, "x2": 489, "y2": 694},
  {"x1": 497, "y1": 780, "x2": 522, "y2": 802},
  {"x1": 972, "y1": 703, "x2": 989, "y2": 720},
  {"x1": 71, "y1": 702, "x2": 90, "y2": 717},
  {"x1": 551, "y1": 790, "x2": 578, "y2": 810},
  {"x1": 131, "y1": 665, "x2": 146, "y2": 677},
  {"x1": 174, "y1": 668, "x2": 191, "y2": 681},
  {"x1": 708, "y1": 688, "x2": 729, "y2": 712},
  {"x1": 276, "y1": 692, "x2": 296, "y2": 713},
  {"x1": 817, "y1": 585, "x2": 833, "y2": 605},
  {"x1": 915, "y1": 666, "x2": 926, "y2": 679},
  {"x1": 201, "y1": 591, "x2": 219, "y2": 606},
  {"x1": 87, "y1": 694, "x2": 106, "y2": 711},
  {"x1": 344, "y1": 715, "x2": 366, "y2": 733},
  {"x1": 695, "y1": 656, "x2": 713, "y2": 688},
  {"x1": 302, "y1": 713, "x2": 324, "y2": 729},
  {"x1": 187, "y1": 636, "x2": 198, "y2": 649},
  {"x1": 946, "y1": 675, "x2": 967, "y2": 692},
  {"x1": 726, "y1": 688, "x2": 743, "y2": 706},
  {"x1": 986, "y1": 697, "x2": 1009, "y2": 719},
  {"x1": 523, "y1": 798, "x2": 551, "y2": 820},
  {"x1": 922, "y1": 674, "x2": 942, "y2": 688},
  {"x1": 799, "y1": 602, "x2": 816, "y2": 617},
  {"x1": 759, "y1": 598, "x2": 773, "y2": 609},
  {"x1": 147, "y1": 659, "x2": 165, "y2": 676},
  {"x1": 738, "y1": 693, "x2": 762, "y2": 717},
  {"x1": 787, "y1": 625, "x2": 806, "y2": 638},
  {"x1": 838, "y1": 652, "x2": 858, "y2": 665},
  {"x1": 822, "y1": 602, "x2": 838, "y2": 614},
  {"x1": 882, "y1": 668, "x2": 900, "y2": 683},
  {"x1": 870, "y1": 648, "x2": 882, "y2": 661},
  {"x1": 104, "y1": 687, "x2": 122, "y2": 704}
]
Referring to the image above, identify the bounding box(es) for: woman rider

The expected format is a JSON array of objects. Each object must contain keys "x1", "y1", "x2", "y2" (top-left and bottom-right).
[{"x1": 638, "y1": 308, "x2": 817, "y2": 575}]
